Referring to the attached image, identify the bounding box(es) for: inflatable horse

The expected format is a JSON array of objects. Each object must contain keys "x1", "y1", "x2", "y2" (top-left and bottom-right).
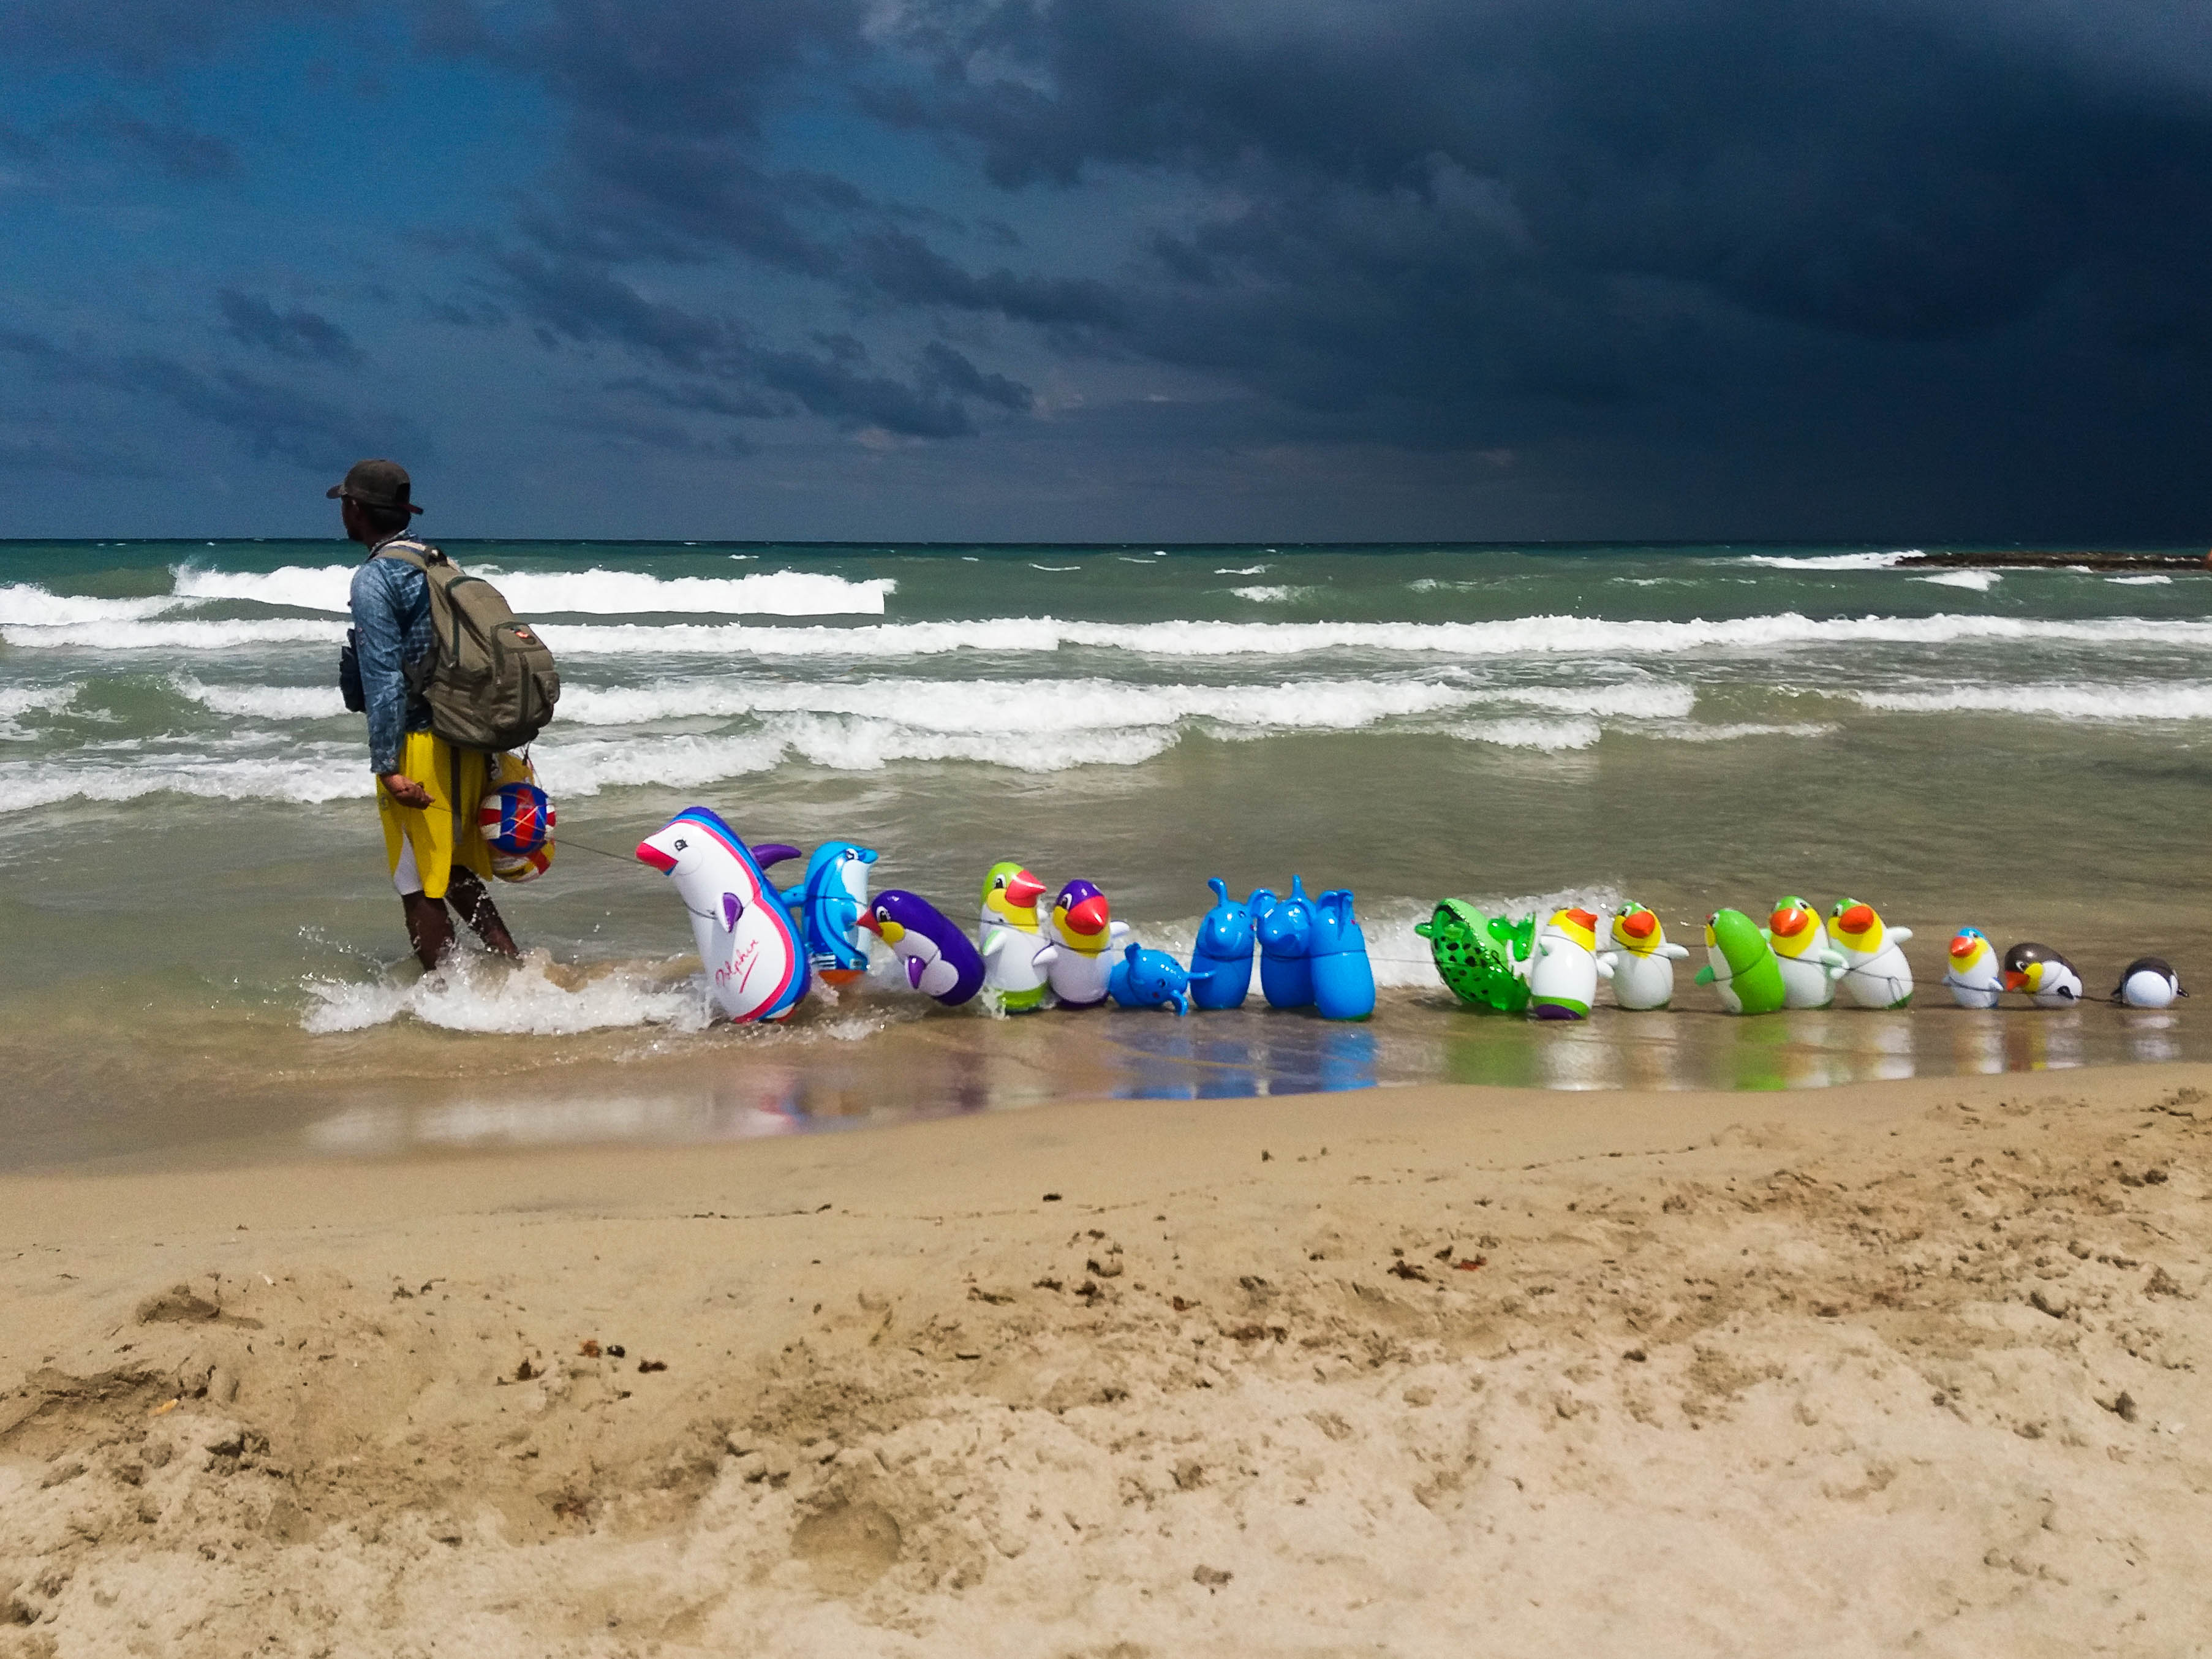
[{"x1": 636, "y1": 807, "x2": 809, "y2": 1024}]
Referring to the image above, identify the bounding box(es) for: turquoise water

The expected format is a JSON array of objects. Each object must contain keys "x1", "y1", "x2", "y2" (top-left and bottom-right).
[{"x1": 5, "y1": 539, "x2": 2211, "y2": 1168}]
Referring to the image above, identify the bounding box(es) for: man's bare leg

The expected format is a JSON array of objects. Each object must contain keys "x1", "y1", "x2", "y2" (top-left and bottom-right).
[
  {"x1": 400, "y1": 890, "x2": 454, "y2": 971},
  {"x1": 447, "y1": 867, "x2": 520, "y2": 959}
]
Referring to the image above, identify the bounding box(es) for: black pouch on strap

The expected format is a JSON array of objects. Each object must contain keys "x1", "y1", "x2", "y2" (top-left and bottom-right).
[{"x1": 339, "y1": 629, "x2": 365, "y2": 713}]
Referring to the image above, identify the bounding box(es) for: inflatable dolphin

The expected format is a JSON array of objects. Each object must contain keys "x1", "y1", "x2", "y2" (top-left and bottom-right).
[
  {"x1": 757, "y1": 840, "x2": 878, "y2": 985},
  {"x1": 859, "y1": 890, "x2": 985, "y2": 1007},
  {"x1": 636, "y1": 807, "x2": 809, "y2": 1024}
]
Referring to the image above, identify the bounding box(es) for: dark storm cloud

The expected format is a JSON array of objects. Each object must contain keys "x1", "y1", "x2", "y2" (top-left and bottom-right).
[
  {"x1": 217, "y1": 289, "x2": 364, "y2": 366},
  {"x1": 0, "y1": 327, "x2": 417, "y2": 473}
]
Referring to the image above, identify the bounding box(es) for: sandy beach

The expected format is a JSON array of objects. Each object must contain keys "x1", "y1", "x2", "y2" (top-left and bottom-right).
[{"x1": 2, "y1": 1067, "x2": 2208, "y2": 1657}]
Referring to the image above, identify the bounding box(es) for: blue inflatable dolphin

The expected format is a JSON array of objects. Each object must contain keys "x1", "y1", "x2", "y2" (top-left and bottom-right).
[
  {"x1": 1252, "y1": 877, "x2": 1316, "y2": 1010},
  {"x1": 757, "y1": 840, "x2": 878, "y2": 984},
  {"x1": 1189, "y1": 877, "x2": 1255, "y2": 1010}
]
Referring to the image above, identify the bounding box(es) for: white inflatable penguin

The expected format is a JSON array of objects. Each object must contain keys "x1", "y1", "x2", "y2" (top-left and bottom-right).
[
  {"x1": 2003, "y1": 942, "x2": 2083, "y2": 1008},
  {"x1": 2113, "y1": 956, "x2": 2187, "y2": 1010},
  {"x1": 1597, "y1": 903, "x2": 1688, "y2": 1011},
  {"x1": 1528, "y1": 905, "x2": 1612, "y2": 1020},
  {"x1": 978, "y1": 861, "x2": 1057, "y2": 1013},
  {"x1": 1829, "y1": 899, "x2": 1914, "y2": 1008},
  {"x1": 1767, "y1": 895, "x2": 1848, "y2": 1010},
  {"x1": 1941, "y1": 927, "x2": 2004, "y2": 1008}
]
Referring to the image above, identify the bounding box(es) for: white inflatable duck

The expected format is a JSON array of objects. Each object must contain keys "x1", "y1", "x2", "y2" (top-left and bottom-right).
[
  {"x1": 1597, "y1": 903, "x2": 1688, "y2": 1011},
  {"x1": 978, "y1": 861, "x2": 1057, "y2": 1013},
  {"x1": 1829, "y1": 899, "x2": 1914, "y2": 1008},
  {"x1": 1767, "y1": 896, "x2": 1848, "y2": 1009},
  {"x1": 1941, "y1": 927, "x2": 2004, "y2": 1008},
  {"x1": 1528, "y1": 905, "x2": 1610, "y2": 1020}
]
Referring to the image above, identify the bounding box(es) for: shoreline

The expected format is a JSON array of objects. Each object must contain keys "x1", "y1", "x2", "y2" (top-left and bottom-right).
[{"x1": 6, "y1": 1065, "x2": 2211, "y2": 1652}]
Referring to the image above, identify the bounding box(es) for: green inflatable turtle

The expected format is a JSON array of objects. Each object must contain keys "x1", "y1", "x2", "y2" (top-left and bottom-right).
[{"x1": 1416, "y1": 898, "x2": 1536, "y2": 1014}]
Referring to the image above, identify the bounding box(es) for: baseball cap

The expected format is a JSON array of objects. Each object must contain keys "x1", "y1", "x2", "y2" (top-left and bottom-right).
[{"x1": 327, "y1": 458, "x2": 424, "y2": 515}]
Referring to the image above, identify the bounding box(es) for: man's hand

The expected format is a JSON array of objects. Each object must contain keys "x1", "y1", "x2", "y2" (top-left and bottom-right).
[{"x1": 381, "y1": 772, "x2": 432, "y2": 809}]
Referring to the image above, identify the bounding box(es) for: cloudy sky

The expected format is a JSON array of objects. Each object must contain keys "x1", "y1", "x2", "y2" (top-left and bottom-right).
[{"x1": 5, "y1": 0, "x2": 2211, "y2": 542}]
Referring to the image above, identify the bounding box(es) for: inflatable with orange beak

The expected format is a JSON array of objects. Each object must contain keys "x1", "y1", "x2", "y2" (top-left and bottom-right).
[
  {"x1": 1830, "y1": 899, "x2": 1914, "y2": 1008},
  {"x1": 2003, "y1": 941, "x2": 2083, "y2": 1007},
  {"x1": 979, "y1": 861, "x2": 1057, "y2": 1012},
  {"x1": 1597, "y1": 902, "x2": 1689, "y2": 1010},
  {"x1": 1768, "y1": 894, "x2": 1849, "y2": 1008},
  {"x1": 1528, "y1": 905, "x2": 1611, "y2": 1019},
  {"x1": 1942, "y1": 926, "x2": 2004, "y2": 1007},
  {"x1": 1041, "y1": 878, "x2": 1129, "y2": 1008}
]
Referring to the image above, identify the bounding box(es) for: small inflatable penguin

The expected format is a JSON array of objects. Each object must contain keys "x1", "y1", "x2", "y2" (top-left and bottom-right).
[
  {"x1": 1941, "y1": 927, "x2": 2004, "y2": 1009},
  {"x1": 1767, "y1": 896, "x2": 1848, "y2": 1010},
  {"x1": 858, "y1": 890, "x2": 987, "y2": 1007},
  {"x1": 1043, "y1": 879, "x2": 1129, "y2": 1010},
  {"x1": 1694, "y1": 909, "x2": 1787, "y2": 1015},
  {"x1": 978, "y1": 862, "x2": 1057, "y2": 1013},
  {"x1": 2113, "y1": 956, "x2": 2186, "y2": 1009},
  {"x1": 1597, "y1": 902, "x2": 1689, "y2": 1011},
  {"x1": 2003, "y1": 942, "x2": 2083, "y2": 1008},
  {"x1": 1528, "y1": 905, "x2": 1611, "y2": 1021},
  {"x1": 1830, "y1": 899, "x2": 1914, "y2": 1009}
]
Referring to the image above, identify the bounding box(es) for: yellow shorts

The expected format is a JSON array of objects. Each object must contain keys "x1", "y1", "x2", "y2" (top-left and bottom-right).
[{"x1": 378, "y1": 729, "x2": 495, "y2": 899}]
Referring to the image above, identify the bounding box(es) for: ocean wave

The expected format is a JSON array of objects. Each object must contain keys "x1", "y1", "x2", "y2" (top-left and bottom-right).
[
  {"x1": 0, "y1": 749, "x2": 372, "y2": 812},
  {"x1": 17, "y1": 610, "x2": 2212, "y2": 659},
  {"x1": 171, "y1": 676, "x2": 348, "y2": 720},
  {"x1": 1732, "y1": 551, "x2": 1918, "y2": 570},
  {"x1": 1913, "y1": 569, "x2": 2001, "y2": 592},
  {"x1": 1448, "y1": 717, "x2": 1602, "y2": 750},
  {"x1": 172, "y1": 563, "x2": 894, "y2": 616},
  {"x1": 2107, "y1": 574, "x2": 2175, "y2": 586},
  {"x1": 1849, "y1": 682, "x2": 2212, "y2": 720},
  {"x1": 1642, "y1": 720, "x2": 1841, "y2": 743},
  {"x1": 301, "y1": 952, "x2": 711, "y2": 1037},
  {"x1": 1231, "y1": 585, "x2": 1315, "y2": 603},
  {"x1": 0, "y1": 584, "x2": 192, "y2": 625}
]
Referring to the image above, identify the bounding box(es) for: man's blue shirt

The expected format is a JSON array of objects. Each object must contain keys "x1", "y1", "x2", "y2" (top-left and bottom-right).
[{"x1": 347, "y1": 533, "x2": 434, "y2": 774}]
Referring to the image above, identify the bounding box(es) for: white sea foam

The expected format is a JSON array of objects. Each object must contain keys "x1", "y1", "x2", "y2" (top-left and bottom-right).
[
  {"x1": 171, "y1": 676, "x2": 348, "y2": 720},
  {"x1": 1642, "y1": 721, "x2": 1841, "y2": 743},
  {"x1": 1449, "y1": 717, "x2": 1602, "y2": 750},
  {"x1": 0, "y1": 584, "x2": 193, "y2": 625},
  {"x1": 1733, "y1": 550, "x2": 1918, "y2": 570},
  {"x1": 0, "y1": 749, "x2": 372, "y2": 813},
  {"x1": 16, "y1": 610, "x2": 2212, "y2": 659},
  {"x1": 0, "y1": 685, "x2": 77, "y2": 720},
  {"x1": 1914, "y1": 569, "x2": 2001, "y2": 592},
  {"x1": 1849, "y1": 682, "x2": 2212, "y2": 720},
  {"x1": 171, "y1": 564, "x2": 894, "y2": 616},
  {"x1": 1216, "y1": 564, "x2": 1270, "y2": 575},
  {"x1": 2107, "y1": 574, "x2": 2174, "y2": 586},
  {"x1": 1231, "y1": 585, "x2": 1313, "y2": 603},
  {"x1": 1462, "y1": 681, "x2": 1697, "y2": 719},
  {"x1": 301, "y1": 953, "x2": 711, "y2": 1036}
]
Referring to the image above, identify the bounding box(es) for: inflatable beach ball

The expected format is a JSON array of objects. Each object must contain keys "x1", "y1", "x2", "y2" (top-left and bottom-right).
[
  {"x1": 479, "y1": 780, "x2": 554, "y2": 855},
  {"x1": 492, "y1": 842, "x2": 555, "y2": 884}
]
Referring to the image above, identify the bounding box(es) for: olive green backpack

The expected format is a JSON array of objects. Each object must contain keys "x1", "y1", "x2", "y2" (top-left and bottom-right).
[{"x1": 377, "y1": 541, "x2": 560, "y2": 752}]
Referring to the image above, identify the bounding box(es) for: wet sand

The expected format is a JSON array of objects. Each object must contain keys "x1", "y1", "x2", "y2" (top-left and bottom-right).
[{"x1": 4, "y1": 1065, "x2": 2211, "y2": 1655}]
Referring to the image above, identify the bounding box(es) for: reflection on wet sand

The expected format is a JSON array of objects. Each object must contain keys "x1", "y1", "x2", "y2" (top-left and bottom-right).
[{"x1": 296, "y1": 992, "x2": 2212, "y2": 1160}]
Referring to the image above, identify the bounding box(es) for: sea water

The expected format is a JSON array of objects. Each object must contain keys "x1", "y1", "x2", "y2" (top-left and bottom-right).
[{"x1": 4, "y1": 540, "x2": 2210, "y2": 1168}]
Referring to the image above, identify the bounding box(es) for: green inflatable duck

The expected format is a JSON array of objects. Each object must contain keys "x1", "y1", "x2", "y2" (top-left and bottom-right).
[
  {"x1": 1693, "y1": 908, "x2": 1788, "y2": 1015},
  {"x1": 1416, "y1": 899, "x2": 1536, "y2": 1014}
]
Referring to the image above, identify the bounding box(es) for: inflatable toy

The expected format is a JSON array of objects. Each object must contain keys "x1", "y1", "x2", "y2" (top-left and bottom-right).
[
  {"x1": 858, "y1": 890, "x2": 986, "y2": 1007},
  {"x1": 2113, "y1": 956, "x2": 2187, "y2": 1009},
  {"x1": 978, "y1": 862, "x2": 1056, "y2": 1013},
  {"x1": 1253, "y1": 878, "x2": 1316, "y2": 1010},
  {"x1": 1043, "y1": 879, "x2": 1129, "y2": 1009},
  {"x1": 1941, "y1": 927, "x2": 2004, "y2": 1008},
  {"x1": 1694, "y1": 909, "x2": 1787, "y2": 1015},
  {"x1": 1416, "y1": 901, "x2": 1534, "y2": 1013},
  {"x1": 1768, "y1": 896, "x2": 1847, "y2": 1009},
  {"x1": 483, "y1": 756, "x2": 555, "y2": 883},
  {"x1": 755, "y1": 841, "x2": 878, "y2": 985},
  {"x1": 1109, "y1": 942, "x2": 1203, "y2": 1015},
  {"x1": 1529, "y1": 906, "x2": 1609, "y2": 1021},
  {"x1": 2003, "y1": 942, "x2": 2083, "y2": 1008},
  {"x1": 1830, "y1": 900, "x2": 1914, "y2": 1008},
  {"x1": 1307, "y1": 888, "x2": 1376, "y2": 1021},
  {"x1": 636, "y1": 808, "x2": 809, "y2": 1024},
  {"x1": 1189, "y1": 878, "x2": 1255, "y2": 1010},
  {"x1": 1597, "y1": 903, "x2": 1689, "y2": 1011}
]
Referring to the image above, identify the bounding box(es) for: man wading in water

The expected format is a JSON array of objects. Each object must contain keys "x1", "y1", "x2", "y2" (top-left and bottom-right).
[{"x1": 334, "y1": 459, "x2": 520, "y2": 970}]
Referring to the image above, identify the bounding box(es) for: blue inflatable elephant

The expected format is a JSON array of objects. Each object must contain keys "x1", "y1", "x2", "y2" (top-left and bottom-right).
[
  {"x1": 1189, "y1": 877, "x2": 1255, "y2": 1010},
  {"x1": 1109, "y1": 943, "x2": 1207, "y2": 1016},
  {"x1": 1251, "y1": 877, "x2": 1316, "y2": 1010},
  {"x1": 1307, "y1": 888, "x2": 1376, "y2": 1021}
]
